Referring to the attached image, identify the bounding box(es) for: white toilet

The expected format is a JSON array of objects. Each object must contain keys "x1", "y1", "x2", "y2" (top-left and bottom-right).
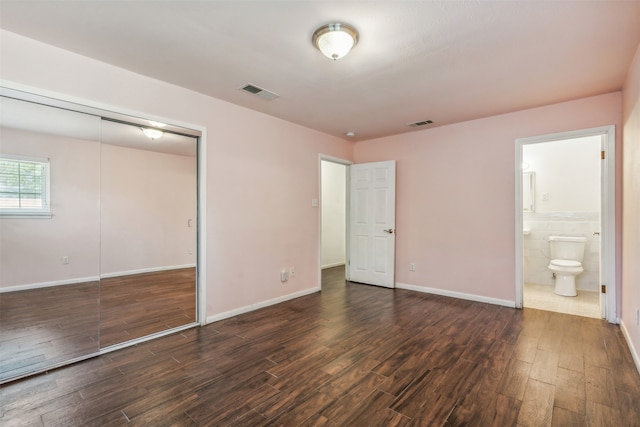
[{"x1": 548, "y1": 236, "x2": 587, "y2": 297}]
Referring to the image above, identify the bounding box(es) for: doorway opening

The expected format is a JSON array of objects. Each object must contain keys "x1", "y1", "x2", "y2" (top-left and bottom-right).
[
  {"x1": 319, "y1": 156, "x2": 397, "y2": 291},
  {"x1": 515, "y1": 126, "x2": 616, "y2": 323},
  {"x1": 318, "y1": 155, "x2": 352, "y2": 286},
  {"x1": 320, "y1": 158, "x2": 348, "y2": 289}
]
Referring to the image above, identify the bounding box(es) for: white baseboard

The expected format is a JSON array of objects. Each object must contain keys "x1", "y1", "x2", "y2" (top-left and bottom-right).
[
  {"x1": 0, "y1": 276, "x2": 101, "y2": 293},
  {"x1": 206, "y1": 287, "x2": 321, "y2": 324},
  {"x1": 321, "y1": 261, "x2": 345, "y2": 269},
  {"x1": 395, "y1": 282, "x2": 516, "y2": 308},
  {"x1": 620, "y1": 319, "x2": 640, "y2": 375},
  {"x1": 100, "y1": 264, "x2": 196, "y2": 279}
]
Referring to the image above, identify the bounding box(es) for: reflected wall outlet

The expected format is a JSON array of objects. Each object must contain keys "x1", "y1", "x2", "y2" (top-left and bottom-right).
[
  {"x1": 290, "y1": 267, "x2": 295, "y2": 278},
  {"x1": 636, "y1": 307, "x2": 640, "y2": 326},
  {"x1": 409, "y1": 262, "x2": 416, "y2": 272},
  {"x1": 62, "y1": 256, "x2": 70, "y2": 264}
]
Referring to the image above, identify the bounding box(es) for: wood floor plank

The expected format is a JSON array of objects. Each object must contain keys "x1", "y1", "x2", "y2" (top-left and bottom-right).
[
  {"x1": 497, "y1": 358, "x2": 532, "y2": 400},
  {"x1": 477, "y1": 393, "x2": 522, "y2": 427},
  {"x1": 530, "y1": 349, "x2": 559, "y2": 385},
  {"x1": 585, "y1": 400, "x2": 623, "y2": 427},
  {"x1": 2, "y1": 266, "x2": 639, "y2": 426},
  {"x1": 406, "y1": 391, "x2": 457, "y2": 426},
  {"x1": 551, "y1": 406, "x2": 586, "y2": 426},
  {"x1": 554, "y1": 367, "x2": 586, "y2": 415},
  {"x1": 585, "y1": 364, "x2": 618, "y2": 408},
  {"x1": 516, "y1": 378, "x2": 555, "y2": 426}
]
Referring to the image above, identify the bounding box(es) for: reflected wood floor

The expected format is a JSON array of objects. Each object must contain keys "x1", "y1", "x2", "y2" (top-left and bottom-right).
[
  {"x1": 100, "y1": 268, "x2": 197, "y2": 347},
  {"x1": 2, "y1": 266, "x2": 639, "y2": 426},
  {"x1": 0, "y1": 268, "x2": 196, "y2": 383},
  {"x1": 0, "y1": 281, "x2": 100, "y2": 383}
]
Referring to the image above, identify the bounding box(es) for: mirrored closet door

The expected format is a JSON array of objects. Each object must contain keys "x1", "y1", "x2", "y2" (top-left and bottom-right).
[{"x1": 0, "y1": 90, "x2": 199, "y2": 383}]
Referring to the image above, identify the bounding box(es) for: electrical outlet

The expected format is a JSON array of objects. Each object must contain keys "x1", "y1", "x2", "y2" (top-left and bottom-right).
[
  {"x1": 636, "y1": 307, "x2": 640, "y2": 326},
  {"x1": 409, "y1": 262, "x2": 416, "y2": 272},
  {"x1": 281, "y1": 270, "x2": 289, "y2": 283},
  {"x1": 62, "y1": 256, "x2": 70, "y2": 264},
  {"x1": 188, "y1": 248, "x2": 193, "y2": 254},
  {"x1": 290, "y1": 267, "x2": 295, "y2": 278}
]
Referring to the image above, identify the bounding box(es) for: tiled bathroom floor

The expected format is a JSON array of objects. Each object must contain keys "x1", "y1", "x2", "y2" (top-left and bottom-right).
[{"x1": 523, "y1": 283, "x2": 601, "y2": 319}]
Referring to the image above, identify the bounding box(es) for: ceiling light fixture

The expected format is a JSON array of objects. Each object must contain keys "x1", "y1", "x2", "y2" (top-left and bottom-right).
[
  {"x1": 141, "y1": 127, "x2": 163, "y2": 140},
  {"x1": 312, "y1": 23, "x2": 358, "y2": 60}
]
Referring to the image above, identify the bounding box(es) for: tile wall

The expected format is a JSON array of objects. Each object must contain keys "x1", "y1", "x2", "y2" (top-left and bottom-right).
[{"x1": 523, "y1": 212, "x2": 600, "y2": 291}]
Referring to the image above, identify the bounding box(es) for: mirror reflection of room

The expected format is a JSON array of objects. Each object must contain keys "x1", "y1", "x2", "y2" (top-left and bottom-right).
[
  {"x1": 0, "y1": 94, "x2": 198, "y2": 383},
  {"x1": 99, "y1": 119, "x2": 197, "y2": 347}
]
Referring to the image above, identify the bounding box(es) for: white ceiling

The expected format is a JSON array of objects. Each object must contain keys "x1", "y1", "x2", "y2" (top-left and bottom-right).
[{"x1": 1, "y1": 1, "x2": 639, "y2": 141}]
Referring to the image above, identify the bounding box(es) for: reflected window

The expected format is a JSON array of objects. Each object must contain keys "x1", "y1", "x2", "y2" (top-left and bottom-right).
[{"x1": 0, "y1": 154, "x2": 50, "y2": 217}]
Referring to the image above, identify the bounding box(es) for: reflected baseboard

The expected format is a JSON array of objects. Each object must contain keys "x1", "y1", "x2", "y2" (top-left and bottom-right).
[
  {"x1": 0, "y1": 263, "x2": 197, "y2": 293},
  {"x1": 100, "y1": 264, "x2": 196, "y2": 279},
  {"x1": 0, "y1": 276, "x2": 100, "y2": 293}
]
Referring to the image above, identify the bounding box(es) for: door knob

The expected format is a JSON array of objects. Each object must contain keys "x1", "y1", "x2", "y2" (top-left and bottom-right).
[{"x1": 383, "y1": 229, "x2": 395, "y2": 234}]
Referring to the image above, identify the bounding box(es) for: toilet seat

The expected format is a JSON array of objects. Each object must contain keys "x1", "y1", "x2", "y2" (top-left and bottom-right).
[
  {"x1": 549, "y1": 259, "x2": 581, "y2": 268},
  {"x1": 548, "y1": 259, "x2": 583, "y2": 274}
]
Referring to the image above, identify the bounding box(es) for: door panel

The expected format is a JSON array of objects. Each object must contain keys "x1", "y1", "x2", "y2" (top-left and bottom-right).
[{"x1": 348, "y1": 161, "x2": 396, "y2": 288}]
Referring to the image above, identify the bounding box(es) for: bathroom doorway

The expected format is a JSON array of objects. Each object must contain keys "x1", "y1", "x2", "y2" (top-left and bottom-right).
[{"x1": 515, "y1": 126, "x2": 616, "y2": 322}]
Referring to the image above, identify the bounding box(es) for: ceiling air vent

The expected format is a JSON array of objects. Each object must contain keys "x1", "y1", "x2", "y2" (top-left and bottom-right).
[
  {"x1": 408, "y1": 120, "x2": 434, "y2": 127},
  {"x1": 240, "y1": 84, "x2": 279, "y2": 101}
]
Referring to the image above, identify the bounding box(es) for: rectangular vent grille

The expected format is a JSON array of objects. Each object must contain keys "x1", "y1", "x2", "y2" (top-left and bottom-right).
[
  {"x1": 409, "y1": 120, "x2": 434, "y2": 127},
  {"x1": 241, "y1": 84, "x2": 279, "y2": 101}
]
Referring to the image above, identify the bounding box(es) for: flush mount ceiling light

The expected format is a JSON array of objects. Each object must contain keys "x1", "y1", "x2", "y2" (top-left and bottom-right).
[
  {"x1": 141, "y1": 127, "x2": 163, "y2": 140},
  {"x1": 312, "y1": 23, "x2": 358, "y2": 60}
]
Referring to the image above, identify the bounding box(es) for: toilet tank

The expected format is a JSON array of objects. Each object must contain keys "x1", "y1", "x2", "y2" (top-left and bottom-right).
[{"x1": 549, "y1": 236, "x2": 587, "y2": 262}]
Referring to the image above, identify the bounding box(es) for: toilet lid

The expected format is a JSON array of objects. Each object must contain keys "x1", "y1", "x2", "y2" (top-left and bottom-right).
[{"x1": 550, "y1": 259, "x2": 581, "y2": 268}]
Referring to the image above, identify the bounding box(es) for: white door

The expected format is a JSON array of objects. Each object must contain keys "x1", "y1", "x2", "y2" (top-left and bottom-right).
[{"x1": 348, "y1": 161, "x2": 396, "y2": 288}]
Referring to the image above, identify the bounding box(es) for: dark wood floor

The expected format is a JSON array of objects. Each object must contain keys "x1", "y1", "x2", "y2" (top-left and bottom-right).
[
  {"x1": 1, "y1": 266, "x2": 639, "y2": 426},
  {"x1": 0, "y1": 268, "x2": 196, "y2": 383}
]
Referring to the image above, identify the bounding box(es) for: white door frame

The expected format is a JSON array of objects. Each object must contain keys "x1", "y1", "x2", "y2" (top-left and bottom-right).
[
  {"x1": 318, "y1": 155, "x2": 353, "y2": 287},
  {"x1": 514, "y1": 125, "x2": 617, "y2": 323}
]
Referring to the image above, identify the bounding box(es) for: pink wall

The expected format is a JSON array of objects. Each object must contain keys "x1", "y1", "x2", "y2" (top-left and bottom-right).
[
  {"x1": 0, "y1": 30, "x2": 353, "y2": 317},
  {"x1": 354, "y1": 93, "x2": 622, "y2": 304},
  {"x1": 0, "y1": 127, "x2": 101, "y2": 288},
  {"x1": 622, "y1": 41, "x2": 640, "y2": 365},
  {"x1": 100, "y1": 144, "x2": 197, "y2": 275}
]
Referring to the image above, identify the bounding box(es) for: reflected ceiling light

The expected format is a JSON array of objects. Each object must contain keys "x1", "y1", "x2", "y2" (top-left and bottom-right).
[
  {"x1": 312, "y1": 23, "x2": 358, "y2": 60},
  {"x1": 148, "y1": 120, "x2": 167, "y2": 128},
  {"x1": 141, "y1": 127, "x2": 163, "y2": 140}
]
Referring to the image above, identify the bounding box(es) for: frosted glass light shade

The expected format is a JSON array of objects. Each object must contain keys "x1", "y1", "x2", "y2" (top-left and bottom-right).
[
  {"x1": 141, "y1": 128, "x2": 163, "y2": 140},
  {"x1": 312, "y1": 23, "x2": 358, "y2": 60}
]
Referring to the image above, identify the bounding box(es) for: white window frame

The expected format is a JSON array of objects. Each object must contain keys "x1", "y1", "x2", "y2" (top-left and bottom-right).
[{"x1": 0, "y1": 154, "x2": 52, "y2": 218}]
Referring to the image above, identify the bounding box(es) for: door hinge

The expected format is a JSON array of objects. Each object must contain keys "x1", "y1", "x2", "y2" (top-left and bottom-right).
[
  {"x1": 601, "y1": 150, "x2": 605, "y2": 160},
  {"x1": 601, "y1": 284, "x2": 606, "y2": 294}
]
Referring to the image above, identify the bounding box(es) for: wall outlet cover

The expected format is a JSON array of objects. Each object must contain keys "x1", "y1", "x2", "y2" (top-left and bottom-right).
[{"x1": 281, "y1": 271, "x2": 289, "y2": 282}]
